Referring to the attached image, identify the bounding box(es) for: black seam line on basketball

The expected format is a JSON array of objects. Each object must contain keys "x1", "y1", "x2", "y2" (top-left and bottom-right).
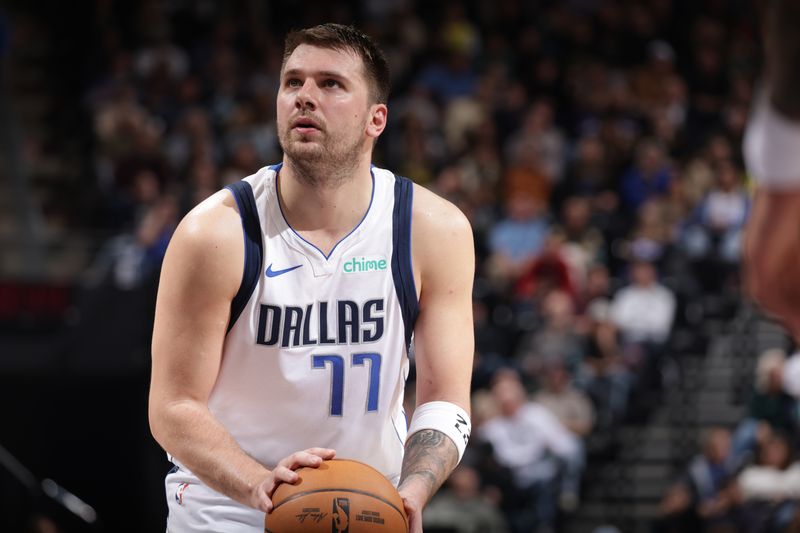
[{"x1": 271, "y1": 487, "x2": 408, "y2": 527}]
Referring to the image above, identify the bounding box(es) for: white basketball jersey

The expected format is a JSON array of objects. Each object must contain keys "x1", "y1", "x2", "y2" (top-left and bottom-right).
[{"x1": 197, "y1": 164, "x2": 418, "y2": 485}]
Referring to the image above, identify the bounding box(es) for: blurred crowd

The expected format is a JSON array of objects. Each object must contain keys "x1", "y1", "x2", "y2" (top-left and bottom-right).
[
  {"x1": 657, "y1": 349, "x2": 800, "y2": 533},
  {"x1": 64, "y1": 0, "x2": 797, "y2": 531}
]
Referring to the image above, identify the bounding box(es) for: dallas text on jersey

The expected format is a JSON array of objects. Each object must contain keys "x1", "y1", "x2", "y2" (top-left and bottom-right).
[{"x1": 256, "y1": 299, "x2": 386, "y2": 348}]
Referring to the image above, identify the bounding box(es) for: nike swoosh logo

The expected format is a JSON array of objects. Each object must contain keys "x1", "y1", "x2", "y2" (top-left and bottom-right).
[{"x1": 265, "y1": 263, "x2": 303, "y2": 278}]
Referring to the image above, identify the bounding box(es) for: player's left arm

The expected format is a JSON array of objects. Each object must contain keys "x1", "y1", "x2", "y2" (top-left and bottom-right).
[{"x1": 398, "y1": 185, "x2": 475, "y2": 531}]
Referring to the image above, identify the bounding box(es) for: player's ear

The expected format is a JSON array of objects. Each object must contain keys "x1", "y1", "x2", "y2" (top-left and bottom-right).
[{"x1": 366, "y1": 103, "x2": 387, "y2": 139}]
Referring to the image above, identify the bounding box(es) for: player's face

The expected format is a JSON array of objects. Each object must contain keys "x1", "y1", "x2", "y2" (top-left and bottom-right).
[{"x1": 277, "y1": 45, "x2": 377, "y2": 171}]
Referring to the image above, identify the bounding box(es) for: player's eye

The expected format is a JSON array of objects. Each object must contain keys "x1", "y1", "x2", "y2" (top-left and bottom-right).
[
  {"x1": 286, "y1": 78, "x2": 302, "y2": 88},
  {"x1": 323, "y1": 79, "x2": 341, "y2": 89}
]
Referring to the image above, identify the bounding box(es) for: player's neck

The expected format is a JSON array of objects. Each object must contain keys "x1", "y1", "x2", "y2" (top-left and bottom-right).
[{"x1": 278, "y1": 157, "x2": 374, "y2": 250}]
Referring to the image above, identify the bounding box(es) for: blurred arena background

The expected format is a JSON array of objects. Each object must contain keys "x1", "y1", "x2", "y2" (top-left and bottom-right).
[{"x1": 1, "y1": 0, "x2": 797, "y2": 532}]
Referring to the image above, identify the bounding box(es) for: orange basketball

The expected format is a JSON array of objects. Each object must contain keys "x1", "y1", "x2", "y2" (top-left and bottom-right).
[{"x1": 265, "y1": 459, "x2": 409, "y2": 533}]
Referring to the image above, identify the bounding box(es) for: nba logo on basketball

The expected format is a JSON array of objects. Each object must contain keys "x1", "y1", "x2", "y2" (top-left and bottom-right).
[{"x1": 332, "y1": 497, "x2": 350, "y2": 533}]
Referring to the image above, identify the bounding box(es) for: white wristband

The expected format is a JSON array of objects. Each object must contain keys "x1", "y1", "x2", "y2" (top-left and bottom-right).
[
  {"x1": 406, "y1": 401, "x2": 471, "y2": 464},
  {"x1": 744, "y1": 89, "x2": 800, "y2": 190}
]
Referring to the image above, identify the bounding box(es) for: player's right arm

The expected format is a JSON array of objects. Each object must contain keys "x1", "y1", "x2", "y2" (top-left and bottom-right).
[{"x1": 148, "y1": 190, "x2": 333, "y2": 512}]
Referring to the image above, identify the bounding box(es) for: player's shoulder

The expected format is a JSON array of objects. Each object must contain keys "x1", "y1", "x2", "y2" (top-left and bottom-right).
[
  {"x1": 409, "y1": 182, "x2": 472, "y2": 241},
  {"x1": 176, "y1": 187, "x2": 241, "y2": 246},
  {"x1": 405, "y1": 181, "x2": 474, "y2": 283},
  {"x1": 165, "y1": 186, "x2": 244, "y2": 276},
  {"x1": 158, "y1": 185, "x2": 246, "y2": 300}
]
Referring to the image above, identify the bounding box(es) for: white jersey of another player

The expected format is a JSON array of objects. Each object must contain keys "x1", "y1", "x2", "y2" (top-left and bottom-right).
[{"x1": 170, "y1": 163, "x2": 418, "y2": 486}]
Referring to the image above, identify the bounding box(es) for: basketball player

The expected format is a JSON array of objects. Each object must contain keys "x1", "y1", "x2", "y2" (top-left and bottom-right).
[
  {"x1": 148, "y1": 24, "x2": 474, "y2": 533},
  {"x1": 744, "y1": 0, "x2": 800, "y2": 337}
]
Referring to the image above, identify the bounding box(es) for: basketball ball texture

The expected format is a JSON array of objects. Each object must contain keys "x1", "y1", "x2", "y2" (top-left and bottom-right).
[{"x1": 266, "y1": 459, "x2": 409, "y2": 533}]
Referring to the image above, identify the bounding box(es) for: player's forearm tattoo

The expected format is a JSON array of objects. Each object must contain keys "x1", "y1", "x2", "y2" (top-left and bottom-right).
[{"x1": 399, "y1": 429, "x2": 459, "y2": 501}]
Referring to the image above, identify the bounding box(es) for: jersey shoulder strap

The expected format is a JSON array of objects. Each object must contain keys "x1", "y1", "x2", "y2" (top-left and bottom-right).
[
  {"x1": 224, "y1": 180, "x2": 264, "y2": 333},
  {"x1": 390, "y1": 175, "x2": 420, "y2": 351}
]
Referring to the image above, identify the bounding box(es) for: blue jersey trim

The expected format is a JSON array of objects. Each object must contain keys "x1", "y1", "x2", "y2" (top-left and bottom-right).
[
  {"x1": 224, "y1": 180, "x2": 264, "y2": 333},
  {"x1": 390, "y1": 176, "x2": 419, "y2": 352},
  {"x1": 274, "y1": 167, "x2": 375, "y2": 261}
]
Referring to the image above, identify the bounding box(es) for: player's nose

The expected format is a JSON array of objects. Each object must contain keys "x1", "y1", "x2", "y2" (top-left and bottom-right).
[{"x1": 295, "y1": 79, "x2": 318, "y2": 110}]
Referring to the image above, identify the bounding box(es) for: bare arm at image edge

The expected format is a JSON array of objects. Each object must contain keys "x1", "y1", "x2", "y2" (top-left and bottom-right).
[{"x1": 743, "y1": 0, "x2": 800, "y2": 337}]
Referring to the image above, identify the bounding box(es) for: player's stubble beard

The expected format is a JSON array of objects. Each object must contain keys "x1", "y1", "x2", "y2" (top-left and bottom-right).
[{"x1": 278, "y1": 116, "x2": 368, "y2": 190}]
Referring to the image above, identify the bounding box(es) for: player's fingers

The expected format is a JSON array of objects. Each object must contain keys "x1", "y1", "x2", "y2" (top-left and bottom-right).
[
  {"x1": 279, "y1": 451, "x2": 328, "y2": 470},
  {"x1": 303, "y1": 447, "x2": 336, "y2": 460},
  {"x1": 271, "y1": 465, "x2": 300, "y2": 485},
  {"x1": 257, "y1": 494, "x2": 273, "y2": 513}
]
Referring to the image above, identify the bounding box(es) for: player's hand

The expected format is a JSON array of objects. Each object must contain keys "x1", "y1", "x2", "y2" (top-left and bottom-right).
[
  {"x1": 398, "y1": 486, "x2": 425, "y2": 533},
  {"x1": 252, "y1": 447, "x2": 336, "y2": 512}
]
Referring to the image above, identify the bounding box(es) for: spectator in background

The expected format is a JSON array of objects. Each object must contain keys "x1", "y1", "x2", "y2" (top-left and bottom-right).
[
  {"x1": 164, "y1": 107, "x2": 219, "y2": 173},
  {"x1": 442, "y1": 94, "x2": 485, "y2": 157},
  {"x1": 610, "y1": 259, "x2": 675, "y2": 407},
  {"x1": 133, "y1": 30, "x2": 188, "y2": 84},
  {"x1": 658, "y1": 427, "x2": 736, "y2": 533},
  {"x1": 456, "y1": 119, "x2": 503, "y2": 201},
  {"x1": 630, "y1": 40, "x2": 677, "y2": 114},
  {"x1": 555, "y1": 134, "x2": 616, "y2": 214},
  {"x1": 219, "y1": 140, "x2": 260, "y2": 184},
  {"x1": 535, "y1": 361, "x2": 595, "y2": 438},
  {"x1": 534, "y1": 361, "x2": 594, "y2": 511},
  {"x1": 502, "y1": 145, "x2": 552, "y2": 210},
  {"x1": 682, "y1": 158, "x2": 749, "y2": 292},
  {"x1": 487, "y1": 193, "x2": 549, "y2": 288},
  {"x1": 682, "y1": 134, "x2": 733, "y2": 208},
  {"x1": 730, "y1": 349, "x2": 799, "y2": 470},
  {"x1": 504, "y1": 99, "x2": 566, "y2": 185},
  {"x1": 610, "y1": 259, "x2": 675, "y2": 348},
  {"x1": 515, "y1": 233, "x2": 578, "y2": 304},
  {"x1": 556, "y1": 196, "x2": 606, "y2": 289},
  {"x1": 737, "y1": 431, "x2": 800, "y2": 532},
  {"x1": 576, "y1": 264, "x2": 613, "y2": 316},
  {"x1": 479, "y1": 369, "x2": 581, "y2": 533},
  {"x1": 515, "y1": 290, "x2": 585, "y2": 380},
  {"x1": 178, "y1": 158, "x2": 219, "y2": 216},
  {"x1": 93, "y1": 84, "x2": 154, "y2": 169},
  {"x1": 619, "y1": 139, "x2": 672, "y2": 213},
  {"x1": 112, "y1": 191, "x2": 178, "y2": 290},
  {"x1": 416, "y1": 44, "x2": 478, "y2": 105},
  {"x1": 393, "y1": 113, "x2": 445, "y2": 185},
  {"x1": 660, "y1": 74, "x2": 689, "y2": 135},
  {"x1": 220, "y1": 98, "x2": 280, "y2": 171},
  {"x1": 622, "y1": 199, "x2": 674, "y2": 266},
  {"x1": 576, "y1": 299, "x2": 632, "y2": 429}
]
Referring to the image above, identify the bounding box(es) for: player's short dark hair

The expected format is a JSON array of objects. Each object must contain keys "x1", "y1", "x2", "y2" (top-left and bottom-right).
[{"x1": 283, "y1": 23, "x2": 390, "y2": 104}]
